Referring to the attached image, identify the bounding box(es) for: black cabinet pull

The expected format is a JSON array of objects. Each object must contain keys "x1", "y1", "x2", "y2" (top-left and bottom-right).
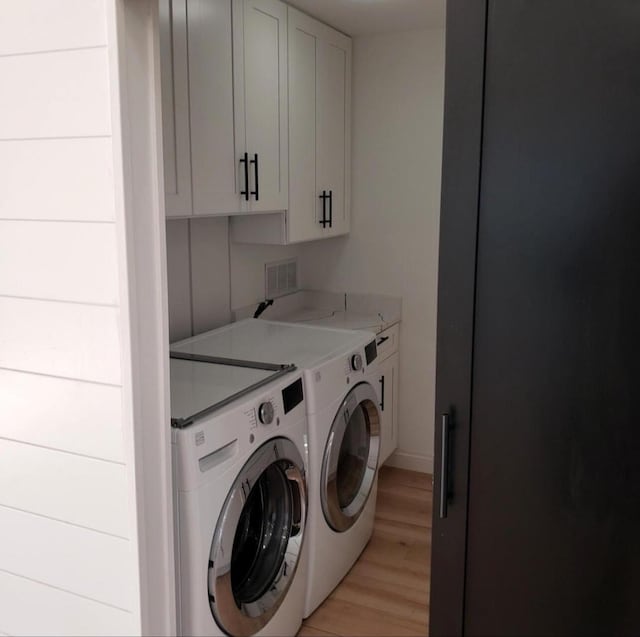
[
  {"x1": 328, "y1": 189, "x2": 333, "y2": 228},
  {"x1": 377, "y1": 336, "x2": 389, "y2": 346},
  {"x1": 240, "y1": 152, "x2": 249, "y2": 201},
  {"x1": 379, "y1": 375, "x2": 385, "y2": 412},
  {"x1": 319, "y1": 191, "x2": 329, "y2": 227},
  {"x1": 440, "y1": 413, "x2": 451, "y2": 519},
  {"x1": 250, "y1": 153, "x2": 259, "y2": 201}
]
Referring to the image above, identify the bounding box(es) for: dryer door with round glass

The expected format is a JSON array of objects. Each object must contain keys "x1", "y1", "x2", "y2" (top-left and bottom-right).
[
  {"x1": 321, "y1": 382, "x2": 381, "y2": 532},
  {"x1": 208, "y1": 437, "x2": 306, "y2": 637}
]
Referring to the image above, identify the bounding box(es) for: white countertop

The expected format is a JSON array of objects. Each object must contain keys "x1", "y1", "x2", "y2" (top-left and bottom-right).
[
  {"x1": 172, "y1": 318, "x2": 376, "y2": 369},
  {"x1": 232, "y1": 290, "x2": 402, "y2": 334}
]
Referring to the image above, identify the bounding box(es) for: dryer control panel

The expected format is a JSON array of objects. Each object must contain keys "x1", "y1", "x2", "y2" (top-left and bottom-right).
[{"x1": 364, "y1": 339, "x2": 378, "y2": 365}]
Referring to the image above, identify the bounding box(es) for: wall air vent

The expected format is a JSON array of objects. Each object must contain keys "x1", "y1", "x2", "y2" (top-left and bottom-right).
[{"x1": 265, "y1": 258, "x2": 298, "y2": 299}]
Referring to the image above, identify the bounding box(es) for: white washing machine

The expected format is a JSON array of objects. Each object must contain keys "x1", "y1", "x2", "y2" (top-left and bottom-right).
[
  {"x1": 171, "y1": 353, "x2": 309, "y2": 637},
  {"x1": 172, "y1": 319, "x2": 383, "y2": 617}
]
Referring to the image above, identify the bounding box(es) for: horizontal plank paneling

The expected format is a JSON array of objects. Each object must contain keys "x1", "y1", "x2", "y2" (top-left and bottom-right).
[
  {"x1": 0, "y1": 221, "x2": 118, "y2": 304},
  {"x1": 0, "y1": 297, "x2": 121, "y2": 385},
  {"x1": 0, "y1": 0, "x2": 106, "y2": 56},
  {"x1": 0, "y1": 506, "x2": 133, "y2": 609},
  {"x1": 0, "y1": 570, "x2": 135, "y2": 637},
  {"x1": 0, "y1": 439, "x2": 129, "y2": 538},
  {"x1": 0, "y1": 138, "x2": 116, "y2": 221},
  {"x1": 0, "y1": 370, "x2": 124, "y2": 462},
  {"x1": 0, "y1": 48, "x2": 110, "y2": 139}
]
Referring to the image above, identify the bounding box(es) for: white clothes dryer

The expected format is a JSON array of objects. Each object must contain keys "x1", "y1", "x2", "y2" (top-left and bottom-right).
[
  {"x1": 171, "y1": 355, "x2": 309, "y2": 637},
  {"x1": 300, "y1": 333, "x2": 382, "y2": 616},
  {"x1": 172, "y1": 320, "x2": 383, "y2": 618}
]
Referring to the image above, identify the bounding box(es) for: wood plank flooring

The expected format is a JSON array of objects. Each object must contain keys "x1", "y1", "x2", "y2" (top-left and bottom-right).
[{"x1": 299, "y1": 466, "x2": 432, "y2": 637}]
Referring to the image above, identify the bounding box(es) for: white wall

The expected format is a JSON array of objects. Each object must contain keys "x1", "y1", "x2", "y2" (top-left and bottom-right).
[
  {"x1": 166, "y1": 217, "x2": 231, "y2": 341},
  {"x1": 0, "y1": 1, "x2": 151, "y2": 634},
  {"x1": 229, "y1": 240, "x2": 304, "y2": 310},
  {"x1": 301, "y1": 28, "x2": 445, "y2": 473},
  {"x1": 163, "y1": 27, "x2": 445, "y2": 475},
  {"x1": 166, "y1": 219, "x2": 303, "y2": 341}
]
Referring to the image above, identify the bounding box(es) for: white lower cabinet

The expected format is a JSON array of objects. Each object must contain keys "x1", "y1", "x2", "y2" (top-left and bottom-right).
[
  {"x1": 374, "y1": 324, "x2": 400, "y2": 465},
  {"x1": 231, "y1": 5, "x2": 351, "y2": 243},
  {"x1": 378, "y1": 351, "x2": 399, "y2": 465},
  {"x1": 159, "y1": 0, "x2": 288, "y2": 218}
]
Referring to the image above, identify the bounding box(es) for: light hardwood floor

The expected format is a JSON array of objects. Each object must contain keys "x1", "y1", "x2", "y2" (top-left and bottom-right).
[{"x1": 299, "y1": 466, "x2": 432, "y2": 637}]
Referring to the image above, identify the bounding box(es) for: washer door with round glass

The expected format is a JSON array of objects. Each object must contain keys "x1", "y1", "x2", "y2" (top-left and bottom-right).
[
  {"x1": 321, "y1": 382, "x2": 381, "y2": 532},
  {"x1": 208, "y1": 437, "x2": 306, "y2": 637}
]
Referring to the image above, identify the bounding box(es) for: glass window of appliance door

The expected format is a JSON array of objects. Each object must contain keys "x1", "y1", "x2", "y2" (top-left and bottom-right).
[
  {"x1": 208, "y1": 438, "x2": 306, "y2": 637},
  {"x1": 322, "y1": 382, "x2": 381, "y2": 532}
]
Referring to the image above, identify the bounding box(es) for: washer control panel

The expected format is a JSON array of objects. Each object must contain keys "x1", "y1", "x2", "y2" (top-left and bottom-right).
[
  {"x1": 258, "y1": 401, "x2": 275, "y2": 425},
  {"x1": 350, "y1": 353, "x2": 363, "y2": 372}
]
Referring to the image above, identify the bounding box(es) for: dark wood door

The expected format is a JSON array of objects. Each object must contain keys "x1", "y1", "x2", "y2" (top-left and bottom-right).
[{"x1": 431, "y1": 2, "x2": 640, "y2": 635}]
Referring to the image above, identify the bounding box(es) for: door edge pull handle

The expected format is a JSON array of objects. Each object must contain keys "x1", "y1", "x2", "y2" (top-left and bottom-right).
[
  {"x1": 329, "y1": 189, "x2": 333, "y2": 228},
  {"x1": 240, "y1": 152, "x2": 249, "y2": 201},
  {"x1": 319, "y1": 190, "x2": 328, "y2": 227},
  {"x1": 250, "y1": 153, "x2": 259, "y2": 201},
  {"x1": 440, "y1": 413, "x2": 450, "y2": 519}
]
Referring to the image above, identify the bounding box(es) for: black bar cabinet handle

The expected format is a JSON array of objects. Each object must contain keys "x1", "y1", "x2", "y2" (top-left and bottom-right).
[
  {"x1": 319, "y1": 190, "x2": 328, "y2": 227},
  {"x1": 377, "y1": 336, "x2": 389, "y2": 346},
  {"x1": 379, "y1": 376, "x2": 385, "y2": 411},
  {"x1": 330, "y1": 190, "x2": 334, "y2": 227},
  {"x1": 440, "y1": 413, "x2": 450, "y2": 519},
  {"x1": 240, "y1": 152, "x2": 249, "y2": 201},
  {"x1": 250, "y1": 153, "x2": 259, "y2": 201}
]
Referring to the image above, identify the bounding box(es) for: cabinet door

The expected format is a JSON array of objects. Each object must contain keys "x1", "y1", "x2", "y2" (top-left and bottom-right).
[
  {"x1": 317, "y1": 33, "x2": 351, "y2": 237},
  {"x1": 288, "y1": 8, "x2": 351, "y2": 242},
  {"x1": 159, "y1": 0, "x2": 192, "y2": 217},
  {"x1": 288, "y1": 9, "x2": 321, "y2": 242},
  {"x1": 188, "y1": 0, "x2": 242, "y2": 215},
  {"x1": 235, "y1": 0, "x2": 288, "y2": 213},
  {"x1": 378, "y1": 352, "x2": 399, "y2": 465}
]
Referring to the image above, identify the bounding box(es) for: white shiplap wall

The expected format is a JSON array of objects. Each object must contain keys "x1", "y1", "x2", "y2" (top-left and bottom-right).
[{"x1": 0, "y1": 2, "x2": 140, "y2": 635}]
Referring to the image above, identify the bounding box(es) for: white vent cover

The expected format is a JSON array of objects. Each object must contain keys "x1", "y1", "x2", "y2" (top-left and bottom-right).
[{"x1": 265, "y1": 258, "x2": 298, "y2": 299}]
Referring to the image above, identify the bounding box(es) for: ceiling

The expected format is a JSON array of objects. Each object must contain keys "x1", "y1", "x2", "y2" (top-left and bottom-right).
[{"x1": 284, "y1": 0, "x2": 446, "y2": 37}]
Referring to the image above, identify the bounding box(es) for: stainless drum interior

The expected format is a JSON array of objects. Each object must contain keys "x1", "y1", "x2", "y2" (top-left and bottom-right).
[{"x1": 321, "y1": 382, "x2": 381, "y2": 532}]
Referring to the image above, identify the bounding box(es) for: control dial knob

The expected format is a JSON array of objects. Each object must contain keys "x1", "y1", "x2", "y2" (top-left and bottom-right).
[
  {"x1": 350, "y1": 353, "x2": 363, "y2": 372},
  {"x1": 258, "y1": 401, "x2": 275, "y2": 425}
]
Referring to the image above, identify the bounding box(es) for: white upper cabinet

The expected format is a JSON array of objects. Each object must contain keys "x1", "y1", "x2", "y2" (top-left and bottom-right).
[
  {"x1": 234, "y1": 0, "x2": 289, "y2": 213},
  {"x1": 288, "y1": 7, "x2": 351, "y2": 242},
  {"x1": 288, "y1": 8, "x2": 351, "y2": 242},
  {"x1": 160, "y1": 0, "x2": 288, "y2": 217},
  {"x1": 188, "y1": 0, "x2": 239, "y2": 215},
  {"x1": 159, "y1": 0, "x2": 192, "y2": 217},
  {"x1": 316, "y1": 32, "x2": 351, "y2": 237},
  {"x1": 231, "y1": 6, "x2": 351, "y2": 243}
]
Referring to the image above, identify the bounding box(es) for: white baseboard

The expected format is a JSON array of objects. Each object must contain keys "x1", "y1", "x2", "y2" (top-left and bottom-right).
[{"x1": 384, "y1": 450, "x2": 433, "y2": 475}]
